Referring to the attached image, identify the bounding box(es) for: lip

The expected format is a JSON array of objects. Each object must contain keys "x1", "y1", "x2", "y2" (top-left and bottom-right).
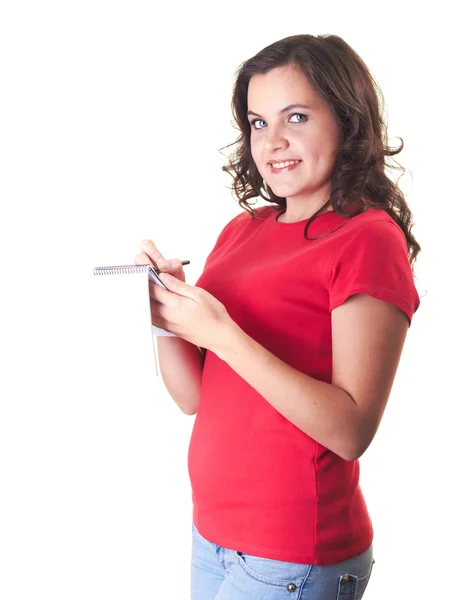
[
  {"x1": 267, "y1": 158, "x2": 301, "y2": 165},
  {"x1": 269, "y1": 160, "x2": 302, "y2": 174}
]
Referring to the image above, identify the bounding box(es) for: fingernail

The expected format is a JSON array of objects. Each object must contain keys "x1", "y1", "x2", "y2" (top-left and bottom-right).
[{"x1": 157, "y1": 259, "x2": 169, "y2": 269}]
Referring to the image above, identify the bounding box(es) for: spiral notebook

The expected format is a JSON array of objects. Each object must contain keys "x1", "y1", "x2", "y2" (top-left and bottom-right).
[{"x1": 93, "y1": 264, "x2": 175, "y2": 377}]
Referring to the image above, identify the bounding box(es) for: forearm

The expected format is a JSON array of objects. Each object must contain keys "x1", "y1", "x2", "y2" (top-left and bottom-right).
[
  {"x1": 211, "y1": 323, "x2": 361, "y2": 461},
  {"x1": 156, "y1": 336, "x2": 205, "y2": 415}
]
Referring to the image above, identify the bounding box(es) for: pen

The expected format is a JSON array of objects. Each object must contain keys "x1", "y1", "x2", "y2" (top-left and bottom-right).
[{"x1": 153, "y1": 260, "x2": 190, "y2": 274}]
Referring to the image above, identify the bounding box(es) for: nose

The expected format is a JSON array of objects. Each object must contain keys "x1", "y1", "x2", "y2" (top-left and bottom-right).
[{"x1": 264, "y1": 124, "x2": 289, "y2": 153}]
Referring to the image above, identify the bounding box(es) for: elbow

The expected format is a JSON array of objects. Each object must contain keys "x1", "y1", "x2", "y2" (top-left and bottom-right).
[
  {"x1": 342, "y1": 448, "x2": 364, "y2": 462},
  {"x1": 339, "y1": 411, "x2": 379, "y2": 461},
  {"x1": 335, "y1": 447, "x2": 362, "y2": 462},
  {"x1": 338, "y1": 447, "x2": 364, "y2": 462},
  {"x1": 343, "y1": 434, "x2": 374, "y2": 462},
  {"x1": 176, "y1": 397, "x2": 200, "y2": 416},
  {"x1": 326, "y1": 441, "x2": 361, "y2": 462},
  {"x1": 331, "y1": 422, "x2": 374, "y2": 462}
]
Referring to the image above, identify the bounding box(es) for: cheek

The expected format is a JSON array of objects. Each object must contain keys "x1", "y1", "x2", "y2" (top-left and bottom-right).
[
  {"x1": 318, "y1": 123, "x2": 341, "y2": 154},
  {"x1": 250, "y1": 133, "x2": 263, "y2": 154},
  {"x1": 307, "y1": 133, "x2": 338, "y2": 163}
]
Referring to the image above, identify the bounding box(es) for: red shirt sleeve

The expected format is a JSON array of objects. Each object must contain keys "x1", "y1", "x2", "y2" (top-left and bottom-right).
[{"x1": 329, "y1": 220, "x2": 421, "y2": 326}]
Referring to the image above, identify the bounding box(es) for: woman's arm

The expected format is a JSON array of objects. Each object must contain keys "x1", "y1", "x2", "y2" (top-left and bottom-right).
[
  {"x1": 211, "y1": 293, "x2": 409, "y2": 461},
  {"x1": 156, "y1": 336, "x2": 205, "y2": 415},
  {"x1": 134, "y1": 241, "x2": 205, "y2": 415}
]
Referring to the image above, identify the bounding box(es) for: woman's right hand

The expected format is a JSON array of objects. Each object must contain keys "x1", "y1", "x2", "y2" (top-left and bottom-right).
[{"x1": 135, "y1": 239, "x2": 186, "y2": 283}]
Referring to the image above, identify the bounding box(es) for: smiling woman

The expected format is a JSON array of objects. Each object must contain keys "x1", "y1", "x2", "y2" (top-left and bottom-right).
[
  {"x1": 222, "y1": 36, "x2": 421, "y2": 273},
  {"x1": 136, "y1": 33, "x2": 422, "y2": 600},
  {"x1": 246, "y1": 66, "x2": 342, "y2": 218}
]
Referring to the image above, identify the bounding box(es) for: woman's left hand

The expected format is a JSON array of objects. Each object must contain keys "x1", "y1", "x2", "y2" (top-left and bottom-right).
[{"x1": 150, "y1": 273, "x2": 235, "y2": 352}]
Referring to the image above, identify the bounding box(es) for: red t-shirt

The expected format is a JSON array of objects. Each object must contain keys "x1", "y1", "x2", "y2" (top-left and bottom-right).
[{"x1": 188, "y1": 204, "x2": 421, "y2": 565}]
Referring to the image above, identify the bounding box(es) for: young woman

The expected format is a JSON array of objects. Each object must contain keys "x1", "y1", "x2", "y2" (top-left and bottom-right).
[{"x1": 135, "y1": 34, "x2": 421, "y2": 600}]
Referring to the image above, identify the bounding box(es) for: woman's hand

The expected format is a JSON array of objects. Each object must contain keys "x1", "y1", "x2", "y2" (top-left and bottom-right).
[
  {"x1": 135, "y1": 239, "x2": 236, "y2": 351},
  {"x1": 149, "y1": 272, "x2": 235, "y2": 353},
  {"x1": 135, "y1": 239, "x2": 186, "y2": 282}
]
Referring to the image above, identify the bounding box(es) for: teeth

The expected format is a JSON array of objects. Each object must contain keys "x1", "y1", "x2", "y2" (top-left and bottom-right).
[{"x1": 271, "y1": 160, "x2": 300, "y2": 169}]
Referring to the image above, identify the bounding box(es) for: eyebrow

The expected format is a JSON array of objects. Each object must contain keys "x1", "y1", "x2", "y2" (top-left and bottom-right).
[{"x1": 247, "y1": 103, "x2": 312, "y2": 117}]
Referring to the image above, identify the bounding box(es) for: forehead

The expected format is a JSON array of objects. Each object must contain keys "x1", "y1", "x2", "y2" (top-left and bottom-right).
[{"x1": 247, "y1": 65, "x2": 319, "y2": 109}]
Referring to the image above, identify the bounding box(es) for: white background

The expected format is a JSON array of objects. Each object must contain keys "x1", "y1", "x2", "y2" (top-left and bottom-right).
[{"x1": 0, "y1": 1, "x2": 447, "y2": 598}]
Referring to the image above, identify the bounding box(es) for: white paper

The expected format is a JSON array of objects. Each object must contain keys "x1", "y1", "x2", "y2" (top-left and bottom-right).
[{"x1": 93, "y1": 265, "x2": 178, "y2": 377}]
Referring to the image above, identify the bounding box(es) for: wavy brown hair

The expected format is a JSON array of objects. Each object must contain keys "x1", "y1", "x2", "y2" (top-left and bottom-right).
[{"x1": 220, "y1": 34, "x2": 421, "y2": 273}]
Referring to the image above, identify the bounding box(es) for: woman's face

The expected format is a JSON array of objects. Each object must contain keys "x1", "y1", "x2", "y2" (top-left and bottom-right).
[{"x1": 247, "y1": 64, "x2": 342, "y2": 206}]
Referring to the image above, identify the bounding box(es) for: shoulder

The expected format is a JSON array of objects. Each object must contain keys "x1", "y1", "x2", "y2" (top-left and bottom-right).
[
  {"x1": 338, "y1": 206, "x2": 401, "y2": 230},
  {"x1": 330, "y1": 208, "x2": 411, "y2": 278},
  {"x1": 333, "y1": 208, "x2": 408, "y2": 254}
]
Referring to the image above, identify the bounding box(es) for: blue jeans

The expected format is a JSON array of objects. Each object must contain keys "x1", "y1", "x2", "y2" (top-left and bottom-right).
[{"x1": 191, "y1": 522, "x2": 374, "y2": 600}]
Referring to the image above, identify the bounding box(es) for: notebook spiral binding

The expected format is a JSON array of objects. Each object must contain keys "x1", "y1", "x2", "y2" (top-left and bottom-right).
[{"x1": 93, "y1": 265, "x2": 156, "y2": 276}]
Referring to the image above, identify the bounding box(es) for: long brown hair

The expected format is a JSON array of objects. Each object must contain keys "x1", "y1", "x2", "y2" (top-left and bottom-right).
[{"x1": 220, "y1": 34, "x2": 421, "y2": 273}]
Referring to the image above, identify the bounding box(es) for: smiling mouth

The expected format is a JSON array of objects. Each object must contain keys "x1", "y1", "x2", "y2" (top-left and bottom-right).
[{"x1": 269, "y1": 160, "x2": 302, "y2": 173}]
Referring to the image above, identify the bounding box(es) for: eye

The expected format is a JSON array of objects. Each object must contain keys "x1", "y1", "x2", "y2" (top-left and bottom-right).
[{"x1": 250, "y1": 113, "x2": 308, "y2": 130}]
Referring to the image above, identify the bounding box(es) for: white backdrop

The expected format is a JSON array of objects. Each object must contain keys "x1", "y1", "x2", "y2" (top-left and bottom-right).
[{"x1": 0, "y1": 1, "x2": 447, "y2": 598}]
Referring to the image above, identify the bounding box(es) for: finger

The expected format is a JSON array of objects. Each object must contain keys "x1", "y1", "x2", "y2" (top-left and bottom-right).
[
  {"x1": 149, "y1": 281, "x2": 177, "y2": 305},
  {"x1": 149, "y1": 294, "x2": 174, "y2": 332},
  {"x1": 134, "y1": 252, "x2": 152, "y2": 265},
  {"x1": 148, "y1": 287, "x2": 168, "y2": 326},
  {"x1": 149, "y1": 294, "x2": 162, "y2": 318},
  {"x1": 149, "y1": 282, "x2": 167, "y2": 300},
  {"x1": 150, "y1": 310, "x2": 169, "y2": 332},
  {"x1": 140, "y1": 239, "x2": 165, "y2": 266},
  {"x1": 158, "y1": 273, "x2": 199, "y2": 300},
  {"x1": 156, "y1": 258, "x2": 183, "y2": 272}
]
